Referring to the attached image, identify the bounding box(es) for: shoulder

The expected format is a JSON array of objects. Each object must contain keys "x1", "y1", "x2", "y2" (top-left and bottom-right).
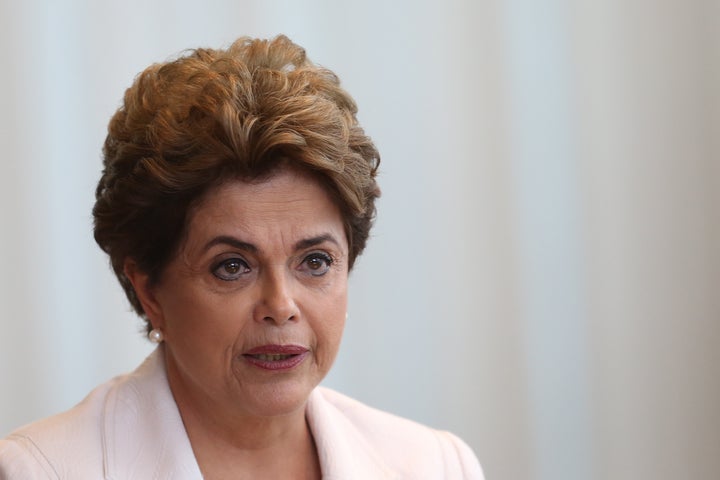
[
  {"x1": 0, "y1": 377, "x2": 119, "y2": 479},
  {"x1": 0, "y1": 350, "x2": 199, "y2": 480},
  {"x1": 309, "y1": 387, "x2": 484, "y2": 479}
]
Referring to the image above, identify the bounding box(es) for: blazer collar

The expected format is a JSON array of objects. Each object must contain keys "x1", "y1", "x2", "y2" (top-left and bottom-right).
[
  {"x1": 101, "y1": 347, "x2": 203, "y2": 480},
  {"x1": 101, "y1": 348, "x2": 396, "y2": 479},
  {"x1": 306, "y1": 388, "x2": 399, "y2": 480}
]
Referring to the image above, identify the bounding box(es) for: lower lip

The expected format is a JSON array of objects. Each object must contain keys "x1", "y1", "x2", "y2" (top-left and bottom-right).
[{"x1": 242, "y1": 351, "x2": 309, "y2": 371}]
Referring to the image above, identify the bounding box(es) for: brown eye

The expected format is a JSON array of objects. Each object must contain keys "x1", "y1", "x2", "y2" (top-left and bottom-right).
[
  {"x1": 212, "y1": 258, "x2": 250, "y2": 281},
  {"x1": 301, "y1": 253, "x2": 332, "y2": 276}
]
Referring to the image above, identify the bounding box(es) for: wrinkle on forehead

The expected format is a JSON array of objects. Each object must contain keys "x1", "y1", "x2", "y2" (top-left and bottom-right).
[{"x1": 174, "y1": 168, "x2": 347, "y2": 266}]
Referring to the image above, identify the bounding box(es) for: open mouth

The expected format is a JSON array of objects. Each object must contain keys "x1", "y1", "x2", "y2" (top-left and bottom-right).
[
  {"x1": 242, "y1": 346, "x2": 309, "y2": 370},
  {"x1": 248, "y1": 353, "x2": 296, "y2": 362}
]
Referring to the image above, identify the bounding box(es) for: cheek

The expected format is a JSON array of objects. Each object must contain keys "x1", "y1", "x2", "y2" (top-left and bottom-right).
[
  {"x1": 316, "y1": 290, "x2": 347, "y2": 351},
  {"x1": 304, "y1": 272, "x2": 346, "y2": 324},
  {"x1": 314, "y1": 318, "x2": 345, "y2": 371},
  {"x1": 324, "y1": 315, "x2": 346, "y2": 342},
  {"x1": 157, "y1": 284, "x2": 226, "y2": 334},
  {"x1": 164, "y1": 293, "x2": 250, "y2": 360}
]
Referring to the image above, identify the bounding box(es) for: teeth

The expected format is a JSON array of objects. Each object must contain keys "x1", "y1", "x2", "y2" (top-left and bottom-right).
[{"x1": 255, "y1": 354, "x2": 292, "y2": 361}]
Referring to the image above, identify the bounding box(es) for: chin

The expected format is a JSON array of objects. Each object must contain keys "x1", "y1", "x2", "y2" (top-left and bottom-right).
[{"x1": 242, "y1": 380, "x2": 316, "y2": 418}]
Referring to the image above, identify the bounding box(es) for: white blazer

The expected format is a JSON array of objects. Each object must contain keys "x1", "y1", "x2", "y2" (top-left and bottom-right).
[{"x1": 0, "y1": 349, "x2": 484, "y2": 479}]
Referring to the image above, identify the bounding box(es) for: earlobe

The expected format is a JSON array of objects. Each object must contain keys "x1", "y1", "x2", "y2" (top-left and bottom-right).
[{"x1": 123, "y1": 259, "x2": 164, "y2": 328}]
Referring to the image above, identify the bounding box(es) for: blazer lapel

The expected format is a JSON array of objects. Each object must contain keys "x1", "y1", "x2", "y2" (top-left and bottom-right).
[
  {"x1": 306, "y1": 388, "x2": 399, "y2": 480},
  {"x1": 101, "y1": 347, "x2": 203, "y2": 480}
]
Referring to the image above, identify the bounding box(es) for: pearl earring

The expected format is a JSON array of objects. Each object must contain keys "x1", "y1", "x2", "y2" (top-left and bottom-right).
[{"x1": 148, "y1": 328, "x2": 164, "y2": 344}]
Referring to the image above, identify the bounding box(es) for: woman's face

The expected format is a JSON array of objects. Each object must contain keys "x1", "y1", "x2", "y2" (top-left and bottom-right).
[{"x1": 133, "y1": 167, "x2": 348, "y2": 419}]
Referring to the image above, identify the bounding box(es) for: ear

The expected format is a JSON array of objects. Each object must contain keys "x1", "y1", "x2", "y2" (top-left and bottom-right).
[{"x1": 124, "y1": 258, "x2": 165, "y2": 329}]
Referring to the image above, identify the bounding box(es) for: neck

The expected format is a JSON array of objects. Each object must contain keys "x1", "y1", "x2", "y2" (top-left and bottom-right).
[
  {"x1": 164, "y1": 353, "x2": 321, "y2": 479},
  {"x1": 182, "y1": 403, "x2": 320, "y2": 479}
]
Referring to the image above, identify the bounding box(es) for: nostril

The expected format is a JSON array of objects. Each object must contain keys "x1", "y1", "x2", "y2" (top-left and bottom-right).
[{"x1": 263, "y1": 313, "x2": 296, "y2": 324}]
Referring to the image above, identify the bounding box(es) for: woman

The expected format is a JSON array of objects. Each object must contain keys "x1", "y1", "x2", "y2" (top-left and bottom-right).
[{"x1": 0, "y1": 35, "x2": 483, "y2": 479}]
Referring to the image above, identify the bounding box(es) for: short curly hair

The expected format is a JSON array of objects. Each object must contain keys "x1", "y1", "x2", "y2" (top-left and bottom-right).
[{"x1": 93, "y1": 35, "x2": 380, "y2": 326}]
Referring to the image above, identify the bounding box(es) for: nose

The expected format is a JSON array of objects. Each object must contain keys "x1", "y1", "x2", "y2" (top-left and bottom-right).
[{"x1": 254, "y1": 268, "x2": 298, "y2": 325}]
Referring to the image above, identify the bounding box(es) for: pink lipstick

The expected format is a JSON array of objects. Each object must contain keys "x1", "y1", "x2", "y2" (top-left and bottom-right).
[{"x1": 242, "y1": 344, "x2": 309, "y2": 371}]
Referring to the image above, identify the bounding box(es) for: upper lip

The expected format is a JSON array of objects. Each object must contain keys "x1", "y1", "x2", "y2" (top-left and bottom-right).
[{"x1": 243, "y1": 344, "x2": 308, "y2": 355}]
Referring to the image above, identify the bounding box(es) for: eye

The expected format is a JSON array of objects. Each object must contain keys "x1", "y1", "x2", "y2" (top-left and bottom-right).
[
  {"x1": 300, "y1": 252, "x2": 333, "y2": 277},
  {"x1": 212, "y1": 257, "x2": 251, "y2": 281}
]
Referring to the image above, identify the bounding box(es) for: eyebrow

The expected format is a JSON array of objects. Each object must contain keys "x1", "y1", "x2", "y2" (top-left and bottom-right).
[
  {"x1": 202, "y1": 233, "x2": 340, "y2": 254},
  {"x1": 203, "y1": 236, "x2": 258, "y2": 253},
  {"x1": 294, "y1": 234, "x2": 341, "y2": 251}
]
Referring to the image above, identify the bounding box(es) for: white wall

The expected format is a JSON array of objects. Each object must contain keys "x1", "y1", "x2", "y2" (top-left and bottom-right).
[{"x1": 1, "y1": 1, "x2": 718, "y2": 479}]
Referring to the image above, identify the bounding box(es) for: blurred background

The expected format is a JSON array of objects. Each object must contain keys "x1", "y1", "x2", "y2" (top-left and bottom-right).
[{"x1": 1, "y1": 0, "x2": 718, "y2": 478}]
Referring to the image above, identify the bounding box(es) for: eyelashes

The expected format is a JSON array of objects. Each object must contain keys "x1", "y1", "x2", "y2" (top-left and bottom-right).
[
  {"x1": 300, "y1": 252, "x2": 334, "y2": 276},
  {"x1": 212, "y1": 258, "x2": 251, "y2": 281},
  {"x1": 211, "y1": 252, "x2": 335, "y2": 282}
]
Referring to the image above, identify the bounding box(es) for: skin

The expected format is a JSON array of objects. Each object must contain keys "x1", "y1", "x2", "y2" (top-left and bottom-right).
[{"x1": 124, "y1": 167, "x2": 349, "y2": 479}]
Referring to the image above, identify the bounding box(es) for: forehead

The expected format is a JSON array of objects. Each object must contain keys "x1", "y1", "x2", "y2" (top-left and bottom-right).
[
  {"x1": 183, "y1": 168, "x2": 345, "y2": 246},
  {"x1": 196, "y1": 168, "x2": 337, "y2": 213}
]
